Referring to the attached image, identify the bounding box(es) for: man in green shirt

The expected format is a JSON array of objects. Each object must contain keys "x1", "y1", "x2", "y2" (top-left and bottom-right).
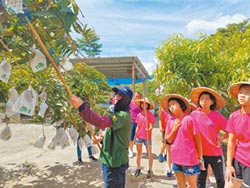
[{"x1": 69, "y1": 86, "x2": 133, "y2": 188}]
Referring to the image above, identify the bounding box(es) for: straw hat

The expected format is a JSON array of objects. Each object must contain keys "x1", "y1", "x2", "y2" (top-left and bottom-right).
[
  {"x1": 160, "y1": 94, "x2": 191, "y2": 113},
  {"x1": 229, "y1": 82, "x2": 250, "y2": 98},
  {"x1": 190, "y1": 87, "x2": 225, "y2": 111},
  {"x1": 136, "y1": 98, "x2": 154, "y2": 110}
]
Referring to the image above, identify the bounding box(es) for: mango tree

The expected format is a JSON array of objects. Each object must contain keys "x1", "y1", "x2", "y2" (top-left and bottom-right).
[
  {"x1": 155, "y1": 20, "x2": 250, "y2": 117},
  {"x1": 0, "y1": 0, "x2": 109, "y2": 136}
]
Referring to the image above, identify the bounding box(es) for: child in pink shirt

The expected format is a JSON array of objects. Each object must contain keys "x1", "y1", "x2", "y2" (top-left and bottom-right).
[
  {"x1": 129, "y1": 92, "x2": 142, "y2": 158},
  {"x1": 161, "y1": 94, "x2": 204, "y2": 188},
  {"x1": 225, "y1": 82, "x2": 250, "y2": 188},
  {"x1": 158, "y1": 109, "x2": 168, "y2": 162},
  {"x1": 158, "y1": 109, "x2": 173, "y2": 177},
  {"x1": 134, "y1": 98, "x2": 156, "y2": 179},
  {"x1": 190, "y1": 87, "x2": 228, "y2": 188}
]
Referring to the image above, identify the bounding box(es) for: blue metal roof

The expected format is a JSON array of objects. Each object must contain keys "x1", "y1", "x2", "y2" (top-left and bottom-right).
[{"x1": 107, "y1": 77, "x2": 151, "y2": 86}]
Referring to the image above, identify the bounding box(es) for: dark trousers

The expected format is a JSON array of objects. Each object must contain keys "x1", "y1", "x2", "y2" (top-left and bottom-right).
[
  {"x1": 197, "y1": 155, "x2": 225, "y2": 188},
  {"x1": 102, "y1": 163, "x2": 129, "y2": 188}
]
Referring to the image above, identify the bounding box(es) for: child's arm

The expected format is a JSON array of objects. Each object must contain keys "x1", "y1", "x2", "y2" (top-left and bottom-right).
[
  {"x1": 159, "y1": 112, "x2": 164, "y2": 132},
  {"x1": 166, "y1": 119, "x2": 181, "y2": 144},
  {"x1": 194, "y1": 133, "x2": 205, "y2": 170},
  {"x1": 225, "y1": 133, "x2": 237, "y2": 182},
  {"x1": 159, "y1": 119, "x2": 163, "y2": 132},
  {"x1": 135, "y1": 124, "x2": 140, "y2": 138},
  {"x1": 146, "y1": 123, "x2": 153, "y2": 131},
  {"x1": 218, "y1": 131, "x2": 229, "y2": 142}
]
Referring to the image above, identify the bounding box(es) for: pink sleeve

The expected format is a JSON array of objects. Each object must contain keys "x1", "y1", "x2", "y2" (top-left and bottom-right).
[
  {"x1": 135, "y1": 113, "x2": 140, "y2": 124},
  {"x1": 148, "y1": 112, "x2": 156, "y2": 124},
  {"x1": 218, "y1": 113, "x2": 227, "y2": 131}
]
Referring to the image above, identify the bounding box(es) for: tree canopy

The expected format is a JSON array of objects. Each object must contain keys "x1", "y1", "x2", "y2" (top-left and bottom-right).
[
  {"x1": 0, "y1": 0, "x2": 109, "y2": 136},
  {"x1": 76, "y1": 29, "x2": 102, "y2": 58}
]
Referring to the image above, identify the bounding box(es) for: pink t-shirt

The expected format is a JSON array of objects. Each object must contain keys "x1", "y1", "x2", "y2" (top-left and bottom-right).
[
  {"x1": 166, "y1": 114, "x2": 200, "y2": 166},
  {"x1": 130, "y1": 102, "x2": 142, "y2": 123},
  {"x1": 159, "y1": 110, "x2": 169, "y2": 131},
  {"x1": 226, "y1": 110, "x2": 250, "y2": 167},
  {"x1": 190, "y1": 109, "x2": 227, "y2": 156},
  {"x1": 135, "y1": 111, "x2": 156, "y2": 140}
]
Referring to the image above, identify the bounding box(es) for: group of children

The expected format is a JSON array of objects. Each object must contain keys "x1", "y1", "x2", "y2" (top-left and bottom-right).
[{"x1": 129, "y1": 82, "x2": 250, "y2": 188}]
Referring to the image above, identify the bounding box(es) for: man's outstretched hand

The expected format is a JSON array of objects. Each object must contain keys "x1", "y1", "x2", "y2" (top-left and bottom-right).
[{"x1": 69, "y1": 95, "x2": 83, "y2": 109}]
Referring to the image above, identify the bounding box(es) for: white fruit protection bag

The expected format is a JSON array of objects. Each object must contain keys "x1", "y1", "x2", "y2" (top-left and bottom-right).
[
  {"x1": 12, "y1": 86, "x2": 38, "y2": 116},
  {"x1": 34, "y1": 134, "x2": 46, "y2": 148},
  {"x1": 68, "y1": 126, "x2": 79, "y2": 145},
  {"x1": 48, "y1": 127, "x2": 70, "y2": 150},
  {"x1": 0, "y1": 60, "x2": 11, "y2": 83},
  {"x1": 30, "y1": 47, "x2": 47, "y2": 73},
  {"x1": 59, "y1": 56, "x2": 74, "y2": 72},
  {"x1": 5, "y1": 88, "x2": 19, "y2": 118},
  {"x1": 0, "y1": 125, "x2": 12, "y2": 141}
]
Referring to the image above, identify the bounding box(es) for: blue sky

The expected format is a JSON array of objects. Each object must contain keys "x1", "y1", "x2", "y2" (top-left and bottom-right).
[{"x1": 74, "y1": 0, "x2": 250, "y2": 74}]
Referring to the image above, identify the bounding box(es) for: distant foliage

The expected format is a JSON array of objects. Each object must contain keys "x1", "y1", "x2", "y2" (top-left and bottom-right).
[
  {"x1": 77, "y1": 30, "x2": 102, "y2": 57},
  {"x1": 155, "y1": 19, "x2": 250, "y2": 117}
]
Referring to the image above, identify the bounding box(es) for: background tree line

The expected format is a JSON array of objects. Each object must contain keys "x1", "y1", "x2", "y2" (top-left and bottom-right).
[{"x1": 149, "y1": 19, "x2": 250, "y2": 117}]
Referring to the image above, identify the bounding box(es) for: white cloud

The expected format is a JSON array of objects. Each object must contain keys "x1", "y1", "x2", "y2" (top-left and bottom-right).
[
  {"x1": 139, "y1": 55, "x2": 159, "y2": 75},
  {"x1": 142, "y1": 62, "x2": 156, "y2": 75},
  {"x1": 186, "y1": 14, "x2": 247, "y2": 34},
  {"x1": 221, "y1": 0, "x2": 243, "y2": 3}
]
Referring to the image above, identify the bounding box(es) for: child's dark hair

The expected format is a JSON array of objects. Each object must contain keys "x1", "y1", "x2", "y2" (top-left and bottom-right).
[
  {"x1": 198, "y1": 91, "x2": 216, "y2": 110},
  {"x1": 135, "y1": 92, "x2": 142, "y2": 97},
  {"x1": 240, "y1": 84, "x2": 250, "y2": 90},
  {"x1": 168, "y1": 98, "x2": 187, "y2": 114},
  {"x1": 140, "y1": 101, "x2": 150, "y2": 110}
]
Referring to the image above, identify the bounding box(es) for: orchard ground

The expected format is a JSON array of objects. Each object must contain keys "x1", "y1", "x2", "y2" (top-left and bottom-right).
[{"x1": 0, "y1": 119, "x2": 217, "y2": 188}]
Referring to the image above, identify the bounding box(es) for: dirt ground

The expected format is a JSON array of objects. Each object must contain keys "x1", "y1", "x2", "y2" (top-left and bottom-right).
[{"x1": 0, "y1": 121, "x2": 217, "y2": 188}]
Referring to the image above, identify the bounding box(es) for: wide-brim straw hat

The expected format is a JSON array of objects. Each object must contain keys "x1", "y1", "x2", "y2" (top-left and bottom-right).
[
  {"x1": 229, "y1": 81, "x2": 250, "y2": 98},
  {"x1": 136, "y1": 98, "x2": 154, "y2": 110},
  {"x1": 161, "y1": 94, "x2": 191, "y2": 114},
  {"x1": 190, "y1": 87, "x2": 225, "y2": 111}
]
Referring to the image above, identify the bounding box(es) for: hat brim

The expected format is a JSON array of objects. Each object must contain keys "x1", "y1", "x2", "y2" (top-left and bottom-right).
[
  {"x1": 136, "y1": 98, "x2": 154, "y2": 110},
  {"x1": 112, "y1": 87, "x2": 123, "y2": 94},
  {"x1": 190, "y1": 87, "x2": 225, "y2": 111},
  {"x1": 190, "y1": 103, "x2": 197, "y2": 112},
  {"x1": 160, "y1": 94, "x2": 191, "y2": 113},
  {"x1": 229, "y1": 82, "x2": 250, "y2": 98},
  {"x1": 112, "y1": 86, "x2": 133, "y2": 99}
]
